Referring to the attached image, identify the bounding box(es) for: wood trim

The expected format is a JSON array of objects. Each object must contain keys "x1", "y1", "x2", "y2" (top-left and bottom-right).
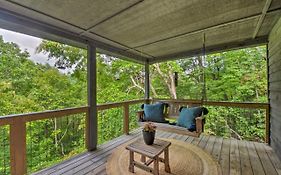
[
  {"x1": 203, "y1": 101, "x2": 269, "y2": 109},
  {"x1": 153, "y1": 98, "x2": 269, "y2": 109},
  {"x1": 0, "y1": 98, "x2": 268, "y2": 126},
  {"x1": 0, "y1": 99, "x2": 148, "y2": 126},
  {"x1": 97, "y1": 99, "x2": 146, "y2": 110},
  {"x1": 0, "y1": 106, "x2": 88, "y2": 126}
]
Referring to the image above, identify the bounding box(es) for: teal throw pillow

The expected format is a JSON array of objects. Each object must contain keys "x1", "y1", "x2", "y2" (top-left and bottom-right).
[
  {"x1": 144, "y1": 103, "x2": 166, "y2": 123},
  {"x1": 177, "y1": 107, "x2": 200, "y2": 129}
]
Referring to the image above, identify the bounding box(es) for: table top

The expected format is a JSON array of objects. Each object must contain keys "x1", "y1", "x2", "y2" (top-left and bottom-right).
[{"x1": 126, "y1": 138, "x2": 171, "y2": 158}]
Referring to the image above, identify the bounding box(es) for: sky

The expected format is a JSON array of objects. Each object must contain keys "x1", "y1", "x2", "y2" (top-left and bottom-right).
[{"x1": 0, "y1": 28, "x2": 55, "y2": 66}]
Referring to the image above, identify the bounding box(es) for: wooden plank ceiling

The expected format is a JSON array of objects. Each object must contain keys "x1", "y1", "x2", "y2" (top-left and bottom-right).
[{"x1": 0, "y1": 0, "x2": 280, "y2": 64}]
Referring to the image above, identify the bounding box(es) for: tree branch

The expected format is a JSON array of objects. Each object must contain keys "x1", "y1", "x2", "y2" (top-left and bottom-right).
[
  {"x1": 225, "y1": 120, "x2": 242, "y2": 140},
  {"x1": 150, "y1": 83, "x2": 158, "y2": 97},
  {"x1": 130, "y1": 75, "x2": 145, "y2": 92}
]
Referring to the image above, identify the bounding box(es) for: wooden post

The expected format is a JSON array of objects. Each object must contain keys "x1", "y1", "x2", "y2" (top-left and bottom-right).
[
  {"x1": 266, "y1": 44, "x2": 270, "y2": 145},
  {"x1": 123, "y1": 104, "x2": 129, "y2": 135},
  {"x1": 153, "y1": 156, "x2": 159, "y2": 175},
  {"x1": 86, "y1": 43, "x2": 97, "y2": 151},
  {"x1": 129, "y1": 151, "x2": 134, "y2": 173},
  {"x1": 265, "y1": 106, "x2": 270, "y2": 143},
  {"x1": 164, "y1": 148, "x2": 171, "y2": 173},
  {"x1": 10, "y1": 119, "x2": 27, "y2": 175},
  {"x1": 141, "y1": 155, "x2": 146, "y2": 162},
  {"x1": 145, "y1": 61, "x2": 150, "y2": 103}
]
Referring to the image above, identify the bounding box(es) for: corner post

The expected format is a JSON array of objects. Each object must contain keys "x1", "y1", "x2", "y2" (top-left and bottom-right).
[
  {"x1": 86, "y1": 43, "x2": 97, "y2": 151},
  {"x1": 266, "y1": 44, "x2": 270, "y2": 144},
  {"x1": 144, "y1": 61, "x2": 150, "y2": 103},
  {"x1": 265, "y1": 106, "x2": 270, "y2": 144}
]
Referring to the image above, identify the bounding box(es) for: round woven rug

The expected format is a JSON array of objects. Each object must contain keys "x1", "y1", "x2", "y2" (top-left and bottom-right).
[{"x1": 106, "y1": 138, "x2": 222, "y2": 175}]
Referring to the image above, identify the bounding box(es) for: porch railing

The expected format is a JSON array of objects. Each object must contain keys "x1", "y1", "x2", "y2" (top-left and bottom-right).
[
  {"x1": 0, "y1": 98, "x2": 269, "y2": 174},
  {"x1": 0, "y1": 99, "x2": 145, "y2": 175},
  {"x1": 153, "y1": 98, "x2": 269, "y2": 143}
]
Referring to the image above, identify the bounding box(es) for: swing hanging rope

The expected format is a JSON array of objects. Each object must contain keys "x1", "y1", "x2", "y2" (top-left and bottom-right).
[{"x1": 201, "y1": 33, "x2": 207, "y2": 104}]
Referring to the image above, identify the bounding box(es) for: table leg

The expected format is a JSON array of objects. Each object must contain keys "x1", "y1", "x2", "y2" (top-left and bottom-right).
[
  {"x1": 164, "y1": 148, "x2": 171, "y2": 173},
  {"x1": 141, "y1": 155, "x2": 146, "y2": 162},
  {"x1": 129, "y1": 151, "x2": 134, "y2": 173},
  {"x1": 154, "y1": 156, "x2": 159, "y2": 175}
]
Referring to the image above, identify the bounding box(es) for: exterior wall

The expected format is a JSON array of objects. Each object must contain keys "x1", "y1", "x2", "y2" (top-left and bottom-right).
[{"x1": 268, "y1": 16, "x2": 281, "y2": 160}]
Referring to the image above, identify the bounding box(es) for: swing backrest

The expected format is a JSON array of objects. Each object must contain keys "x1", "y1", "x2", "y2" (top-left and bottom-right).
[{"x1": 151, "y1": 99, "x2": 203, "y2": 119}]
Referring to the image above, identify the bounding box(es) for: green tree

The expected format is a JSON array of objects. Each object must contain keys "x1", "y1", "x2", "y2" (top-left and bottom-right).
[{"x1": 0, "y1": 35, "x2": 268, "y2": 174}]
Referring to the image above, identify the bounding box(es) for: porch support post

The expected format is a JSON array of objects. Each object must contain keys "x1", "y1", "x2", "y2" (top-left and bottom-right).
[
  {"x1": 86, "y1": 43, "x2": 97, "y2": 151},
  {"x1": 144, "y1": 61, "x2": 150, "y2": 102},
  {"x1": 266, "y1": 44, "x2": 270, "y2": 144}
]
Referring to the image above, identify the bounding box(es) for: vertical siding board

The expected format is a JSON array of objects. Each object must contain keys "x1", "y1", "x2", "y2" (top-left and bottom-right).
[{"x1": 268, "y1": 16, "x2": 281, "y2": 160}]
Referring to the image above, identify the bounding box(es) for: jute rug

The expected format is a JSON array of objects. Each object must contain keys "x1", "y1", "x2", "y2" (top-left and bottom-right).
[{"x1": 106, "y1": 138, "x2": 222, "y2": 175}]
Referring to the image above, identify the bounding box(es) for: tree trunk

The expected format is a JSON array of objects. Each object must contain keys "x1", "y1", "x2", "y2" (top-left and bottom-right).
[
  {"x1": 153, "y1": 63, "x2": 177, "y2": 99},
  {"x1": 150, "y1": 84, "x2": 158, "y2": 97},
  {"x1": 168, "y1": 70, "x2": 177, "y2": 99},
  {"x1": 54, "y1": 118, "x2": 58, "y2": 149}
]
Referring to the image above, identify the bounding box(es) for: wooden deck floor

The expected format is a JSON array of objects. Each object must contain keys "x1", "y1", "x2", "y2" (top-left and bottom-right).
[{"x1": 34, "y1": 129, "x2": 281, "y2": 175}]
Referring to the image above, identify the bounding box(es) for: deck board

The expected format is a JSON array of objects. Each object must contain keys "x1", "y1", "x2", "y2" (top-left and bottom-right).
[
  {"x1": 205, "y1": 136, "x2": 215, "y2": 154},
  {"x1": 33, "y1": 130, "x2": 281, "y2": 175},
  {"x1": 212, "y1": 137, "x2": 223, "y2": 162},
  {"x1": 220, "y1": 139, "x2": 230, "y2": 175},
  {"x1": 254, "y1": 142, "x2": 278, "y2": 175},
  {"x1": 246, "y1": 141, "x2": 266, "y2": 175},
  {"x1": 185, "y1": 135, "x2": 195, "y2": 143},
  {"x1": 263, "y1": 144, "x2": 281, "y2": 174},
  {"x1": 191, "y1": 134, "x2": 204, "y2": 145},
  {"x1": 230, "y1": 139, "x2": 241, "y2": 175},
  {"x1": 198, "y1": 135, "x2": 209, "y2": 149},
  {"x1": 238, "y1": 140, "x2": 253, "y2": 175}
]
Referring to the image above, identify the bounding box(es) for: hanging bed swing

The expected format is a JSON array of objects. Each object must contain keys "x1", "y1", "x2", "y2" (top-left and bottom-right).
[
  {"x1": 137, "y1": 34, "x2": 208, "y2": 137},
  {"x1": 136, "y1": 103, "x2": 208, "y2": 137}
]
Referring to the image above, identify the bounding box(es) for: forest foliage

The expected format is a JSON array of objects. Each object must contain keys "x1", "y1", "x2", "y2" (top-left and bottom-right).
[{"x1": 0, "y1": 36, "x2": 267, "y2": 173}]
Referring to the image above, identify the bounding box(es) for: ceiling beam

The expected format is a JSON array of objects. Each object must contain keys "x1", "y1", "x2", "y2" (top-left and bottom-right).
[
  {"x1": 253, "y1": 0, "x2": 273, "y2": 38},
  {"x1": 149, "y1": 36, "x2": 268, "y2": 64},
  {"x1": 0, "y1": 7, "x2": 149, "y2": 64},
  {"x1": 84, "y1": 31, "x2": 154, "y2": 58},
  {"x1": 3, "y1": 0, "x2": 151, "y2": 62},
  {"x1": 5, "y1": 0, "x2": 86, "y2": 30},
  {"x1": 0, "y1": 1, "x2": 278, "y2": 65},
  {"x1": 80, "y1": 0, "x2": 144, "y2": 35},
  {"x1": 134, "y1": 8, "x2": 281, "y2": 49}
]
